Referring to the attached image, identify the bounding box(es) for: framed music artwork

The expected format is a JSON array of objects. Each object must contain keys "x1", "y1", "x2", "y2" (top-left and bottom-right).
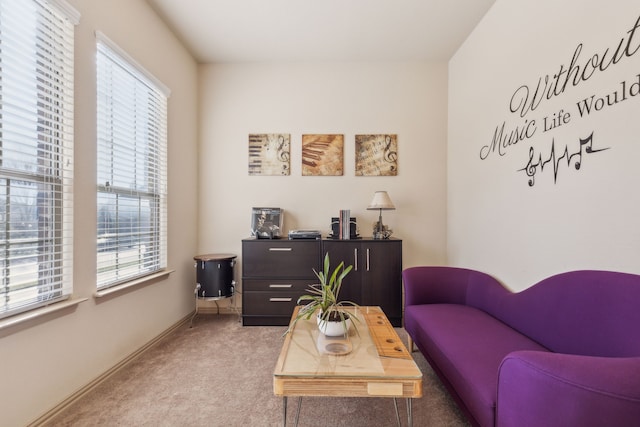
[
  {"x1": 355, "y1": 134, "x2": 398, "y2": 176},
  {"x1": 301, "y1": 134, "x2": 344, "y2": 176},
  {"x1": 248, "y1": 133, "x2": 291, "y2": 176}
]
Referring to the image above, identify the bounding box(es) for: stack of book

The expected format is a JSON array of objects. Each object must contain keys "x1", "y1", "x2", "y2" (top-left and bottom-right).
[{"x1": 339, "y1": 209, "x2": 350, "y2": 240}]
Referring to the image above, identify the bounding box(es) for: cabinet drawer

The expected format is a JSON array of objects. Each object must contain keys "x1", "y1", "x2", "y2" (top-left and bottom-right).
[
  {"x1": 242, "y1": 279, "x2": 313, "y2": 293},
  {"x1": 242, "y1": 292, "x2": 301, "y2": 316},
  {"x1": 242, "y1": 240, "x2": 320, "y2": 277}
]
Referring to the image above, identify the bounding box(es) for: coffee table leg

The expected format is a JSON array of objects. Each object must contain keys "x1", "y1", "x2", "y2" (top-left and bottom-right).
[
  {"x1": 393, "y1": 398, "x2": 401, "y2": 426},
  {"x1": 406, "y1": 398, "x2": 413, "y2": 427},
  {"x1": 282, "y1": 396, "x2": 303, "y2": 427},
  {"x1": 283, "y1": 397, "x2": 287, "y2": 427},
  {"x1": 294, "y1": 397, "x2": 302, "y2": 426}
]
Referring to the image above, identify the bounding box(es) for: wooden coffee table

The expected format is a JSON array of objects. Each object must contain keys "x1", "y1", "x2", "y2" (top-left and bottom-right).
[{"x1": 273, "y1": 306, "x2": 422, "y2": 426}]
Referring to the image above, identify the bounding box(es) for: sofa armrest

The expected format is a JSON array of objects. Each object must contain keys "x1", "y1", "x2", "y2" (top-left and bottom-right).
[
  {"x1": 497, "y1": 351, "x2": 640, "y2": 427},
  {"x1": 402, "y1": 266, "x2": 475, "y2": 306}
]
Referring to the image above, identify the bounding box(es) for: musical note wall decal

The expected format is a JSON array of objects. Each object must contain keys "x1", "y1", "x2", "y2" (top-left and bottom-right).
[{"x1": 518, "y1": 132, "x2": 609, "y2": 186}]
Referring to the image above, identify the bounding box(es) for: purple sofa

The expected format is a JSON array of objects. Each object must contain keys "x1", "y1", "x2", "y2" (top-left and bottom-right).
[{"x1": 402, "y1": 266, "x2": 640, "y2": 427}]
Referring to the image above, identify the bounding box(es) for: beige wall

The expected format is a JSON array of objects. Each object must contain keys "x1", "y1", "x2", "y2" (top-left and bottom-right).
[
  {"x1": 0, "y1": 1, "x2": 199, "y2": 426},
  {"x1": 448, "y1": 0, "x2": 640, "y2": 289},
  {"x1": 198, "y1": 61, "x2": 449, "y2": 309}
]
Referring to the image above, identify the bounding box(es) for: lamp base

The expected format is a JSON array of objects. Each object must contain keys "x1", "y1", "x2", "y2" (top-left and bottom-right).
[{"x1": 372, "y1": 221, "x2": 393, "y2": 239}]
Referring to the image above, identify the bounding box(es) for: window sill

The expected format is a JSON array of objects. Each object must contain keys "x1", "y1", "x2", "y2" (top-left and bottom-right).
[
  {"x1": 94, "y1": 269, "x2": 175, "y2": 298},
  {"x1": 0, "y1": 297, "x2": 88, "y2": 332}
]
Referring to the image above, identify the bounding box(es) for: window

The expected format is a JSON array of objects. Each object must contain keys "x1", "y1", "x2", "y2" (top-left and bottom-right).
[
  {"x1": 0, "y1": 0, "x2": 78, "y2": 319},
  {"x1": 96, "y1": 32, "x2": 169, "y2": 290}
]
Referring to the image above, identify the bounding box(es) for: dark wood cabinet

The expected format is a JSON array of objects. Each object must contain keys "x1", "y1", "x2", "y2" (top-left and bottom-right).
[
  {"x1": 241, "y1": 237, "x2": 403, "y2": 327},
  {"x1": 241, "y1": 239, "x2": 321, "y2": 326},
  {"x1": 322, "y1": 238, "x2": 403, "y2": 326}
]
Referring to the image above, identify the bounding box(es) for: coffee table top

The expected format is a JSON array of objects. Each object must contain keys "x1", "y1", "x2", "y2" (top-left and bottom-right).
[{"x1": 274, "y1": 306, "x2": 422, "y2": 398}]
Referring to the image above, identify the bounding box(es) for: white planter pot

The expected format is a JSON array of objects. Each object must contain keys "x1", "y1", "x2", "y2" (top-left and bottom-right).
[{"x1": 317, "y1": 312, "x2": 351, "y2": 337}]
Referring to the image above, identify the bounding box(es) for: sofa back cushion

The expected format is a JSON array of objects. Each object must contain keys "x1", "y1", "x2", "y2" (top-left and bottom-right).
[
  {"x1": 468, "y1": 270, "x2": 640, "y2": 357},
  {"x1": 403, "y1": 266, "x2": 510, "y2": 309},
  {"x1": 403, "y1": 266, "x2": 484, "y2": 306}
]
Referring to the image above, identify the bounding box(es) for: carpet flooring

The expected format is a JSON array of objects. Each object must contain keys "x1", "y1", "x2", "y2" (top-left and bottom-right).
[{"x1": 44, "y1": 314, "x2": 469, "y2": 427}]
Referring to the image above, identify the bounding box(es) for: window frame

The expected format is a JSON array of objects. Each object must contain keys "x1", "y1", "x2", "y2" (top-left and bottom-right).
[
  {"x1": 95, "y1": 31, "x2": 170, "y2": 291},
  {"x1": 0, "y1": 0, "x2": 79, "y2": 320}
]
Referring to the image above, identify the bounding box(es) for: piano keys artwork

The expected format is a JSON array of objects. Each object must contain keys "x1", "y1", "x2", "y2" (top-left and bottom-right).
[
  {"x1": 301, "y1": 134, "x2": 344, "y2": 176},
  {"x1": 248, "y1": 133, "x2": 291, "y2": 176}
]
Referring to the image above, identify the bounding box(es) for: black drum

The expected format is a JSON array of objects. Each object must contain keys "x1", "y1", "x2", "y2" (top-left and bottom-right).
[{"x1": 194, "y1": 253, "x2": 236, "y2": 299}]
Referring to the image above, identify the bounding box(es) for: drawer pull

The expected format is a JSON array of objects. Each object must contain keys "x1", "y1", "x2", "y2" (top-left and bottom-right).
[
  {"x1": 269, "y1": 284, "x2": 293, "y2": 288},
  {"x1": 269, "y1": 297, "x2": 292, "y2": 302},
  {"x1": 354, "y1": 248, "x2": 358, "y2": 271},
  {"x1": 269, "y1": 247, "x2": 292, "y2": 252}
]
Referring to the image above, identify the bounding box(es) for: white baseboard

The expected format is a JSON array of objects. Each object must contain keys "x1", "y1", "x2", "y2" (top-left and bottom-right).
[{"x1": 28, "y1": 313, "x2": 193, "y2": 427}]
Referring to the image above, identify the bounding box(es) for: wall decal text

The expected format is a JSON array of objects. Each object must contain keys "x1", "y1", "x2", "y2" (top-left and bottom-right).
[{"x1": 479, "y1": 13, "x2": 640, "y2": 186}]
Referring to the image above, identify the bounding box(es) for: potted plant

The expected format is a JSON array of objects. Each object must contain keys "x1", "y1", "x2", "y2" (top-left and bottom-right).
[{"x1": 285, "y1": 252, "x2": 358, "y2": 336}]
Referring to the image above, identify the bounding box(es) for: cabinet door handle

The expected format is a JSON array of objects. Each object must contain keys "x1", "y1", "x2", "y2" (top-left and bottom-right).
[
  {"x1": 269, "y1": 284, "x2": 292, "y2": 288},
  {"x1": 366, "y1": 248, "x2": 370, "y2": 271},
  {"x1": 269, "y1": 247, "x2": 292, "y2": 252},
  {"x1": 354, "y1": 248, "x2": 358, "y2": 271},
  {"x1": 269, "y1": 297, "x2": 292, "y2": 302}
]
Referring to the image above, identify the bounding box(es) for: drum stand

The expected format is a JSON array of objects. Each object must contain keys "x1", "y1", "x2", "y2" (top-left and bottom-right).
[{"x1": 190, "y1": 283, "x2": 229, "y2": 327}]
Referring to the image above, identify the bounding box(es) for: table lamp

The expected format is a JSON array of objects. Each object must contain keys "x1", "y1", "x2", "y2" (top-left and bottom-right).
[{"x1": 367, "y1": 191, "x2": 395, "y2": 239}]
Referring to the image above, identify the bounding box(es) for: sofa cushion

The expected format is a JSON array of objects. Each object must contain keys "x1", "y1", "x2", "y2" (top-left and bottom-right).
[
  {"x1": 466, "y1": 270, "x2": 640, "y2": 357},
  {"x1": 405, "y1": 304, "x2": 549, "y2": 427}
]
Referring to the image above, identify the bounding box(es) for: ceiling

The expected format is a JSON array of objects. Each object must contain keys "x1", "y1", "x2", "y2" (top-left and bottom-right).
[{"x1": 147, "y1": 0, "x2": 496, "y2": 63}]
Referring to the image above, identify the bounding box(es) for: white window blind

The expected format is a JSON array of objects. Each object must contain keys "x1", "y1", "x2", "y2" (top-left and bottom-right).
[
  {"x1": 0, "y1": 0, "x2": 78, "y2": 319},
  {"x1": 96, "y1": 33, "x2": 168, "y2": 289}
]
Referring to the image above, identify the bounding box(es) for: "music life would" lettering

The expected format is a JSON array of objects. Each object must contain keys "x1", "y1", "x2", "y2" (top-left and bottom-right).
[
  {"x1": 576, "y1": 74, "x2": 640, "y2": 117},
  {"x1": 480, "y1": 13, "x2": 640, "y2": 161}
]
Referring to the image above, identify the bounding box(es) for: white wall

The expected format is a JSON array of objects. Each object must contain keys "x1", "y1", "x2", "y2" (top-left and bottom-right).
[
  {"x1": 0, "y1": 1, "x2": 199, "y2": 426},
  {"x1": 198, "y1": 61, "x2": 449, "y2": 308},
  {"x1": 448, "y1": 0, "x2": 640, "y2": 289}
]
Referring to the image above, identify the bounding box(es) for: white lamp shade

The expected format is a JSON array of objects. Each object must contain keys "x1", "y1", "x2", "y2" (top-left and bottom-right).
[{"x1": 367, "y1": 191, "x2": 395, "y2": 210}]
